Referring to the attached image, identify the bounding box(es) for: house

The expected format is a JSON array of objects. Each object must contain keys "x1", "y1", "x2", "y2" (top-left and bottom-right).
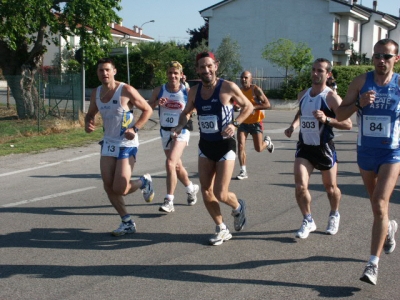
[
  {"x1": 200, "y1": 0, "x2": 400, "y2": 78},
  {"x1": 43, "y1": 21, "x2": 154, "y2": 67}
]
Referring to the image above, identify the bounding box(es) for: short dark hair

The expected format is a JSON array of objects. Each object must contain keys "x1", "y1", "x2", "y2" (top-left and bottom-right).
[
  {"x1": 97, "y1": 57, "x2": 116, "y2": 68},
  {"x1": 375, "y1": 39, "x2": 399, "y2": 54},
  {"x1": 314, "y1": 58, "x2": 332, "y2": 73},
  {"x1": 195, "y1": 52, "x2": 217, "y2": 66}
]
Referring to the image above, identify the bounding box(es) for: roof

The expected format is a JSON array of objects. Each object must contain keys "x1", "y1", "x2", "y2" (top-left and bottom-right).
[{"x1": 110, "y1": 23, "x2": 154, "y2": 40}]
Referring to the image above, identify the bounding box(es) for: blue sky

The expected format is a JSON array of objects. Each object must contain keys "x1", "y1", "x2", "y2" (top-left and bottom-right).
[{"x1": 117, "y1": 0, "x2": 397, "y2": 43}]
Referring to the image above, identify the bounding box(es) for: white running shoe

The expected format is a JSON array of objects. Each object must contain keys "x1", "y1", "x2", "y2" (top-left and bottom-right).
[
  {"x1": 187, "y1": 184, "x2": 199, "y2": 206},
  {"x1": 383, "y1": 220, "x2": 398, "y2": 254},
  {"x1": 159, "y1": 198, "x2": 175, "y2": 213},
  {"x1": 326, "y1": 213, "x2": 340, "y2": 235},
  {"x1": 360, "y1": 263, "x2": 378, "y2": 285},
  {"x1": 236, "y1": 170, "x2": 248, "y2": 180},
  {"x1": 111, "y1": 221, "x2": 136, "y2": 236},
  {"x1": 209, "y1": 227, "x2": 232, "y2": 246},
  {"x1": 141, "y1": 173, "x2": 155, "y2": 203},
  {"x1": 296, "y1": 219, "x2": 317, "y2": 239},
  {"x1": 264, "y1": 135, "x2": 274, "y2": 153}
]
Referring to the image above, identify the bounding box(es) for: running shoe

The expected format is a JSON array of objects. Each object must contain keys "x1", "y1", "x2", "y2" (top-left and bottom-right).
[
  {"x1": 232, "y1": 199, "x2": 246, "y2": 231},
  {"x1": 159, "y1": 198, "x2": 175, "y2": 213},
  {"x1": 264, "y1": 135, "x2": 274, "y2": 153},
  {"x1": 326, "y1": 213, "x2": 340, "y2": 235},
  {"x1": 296, "y1": 219, "x2": 317, "y2": 239},
  {"x1": 236, "y1": 170, "x2": 248, "y2": 180},
  {"x1": 209, "y1": 227, "x2": 232, "y2": 246},
  {"x1": 383, "y1": 220, "x2": 398, "y2": 254},
  {"x1": 360, "y1": 263, "x2": 378, "y2": 285},
  {"x1": 140, "y1": 173, "x2": 154, "y2": 203},
  {"x1": 111, "y1": 221, "x2": 136, "y2": 236},
  {"x1": 187, "y1": 184, "x2": 199, "y2": 206}
]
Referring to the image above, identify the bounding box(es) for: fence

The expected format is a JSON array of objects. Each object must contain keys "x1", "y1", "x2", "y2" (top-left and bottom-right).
[
  {"x1": 233, "y1": 76, "x2": 285, "y2": 91},
  {"x1": 0, "y1": 73, "x2": 83, "y2": 121}
]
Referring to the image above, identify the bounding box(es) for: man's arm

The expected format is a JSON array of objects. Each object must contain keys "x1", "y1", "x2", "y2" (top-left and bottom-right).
[
  {"x1": 336, "y1": 74, "x2": 366, "y2": 121},
  {"x1": 324, "y1": 92, "x2": 352, "y2": 130},
  {"x1": 284, "y1": 90, "x2": 305, "y2": 138},
  {"x1": 229, "y1": 82, "x2": 253, "y2": 124},
  {"x1": 253, "y1": 85, "x2": 271, "y2": 110},
  {"x1": 85, "y1": 88, "x2": 99, "y2": 133},
  {"x1": 171, "y1": 85, "x2": 197, "y2": 136},
  {"x1": 125, "y1": 85, "x2": 153, "y2": 130},
  {"x1": 148, "y1": 86, "x2": 162, "y2": 110}
]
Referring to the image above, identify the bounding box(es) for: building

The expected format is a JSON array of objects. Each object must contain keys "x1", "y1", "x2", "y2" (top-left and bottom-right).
[
  {"x1": 200, "y1": 0, "x2": 400, "y2": 77},
  {"x1": 43, "y1": 21, "x2": 154, "y2": 67}
]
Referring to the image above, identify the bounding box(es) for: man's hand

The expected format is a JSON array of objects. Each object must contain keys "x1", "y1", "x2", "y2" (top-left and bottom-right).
[
  {"x1": 222, "y1": 123, "x2": 236, "y2": 138},
  {"x1": 124, "y1": 129, "x2": 136, "y2": 140},
  {"x1": 284, "y1": 126, "x2": 294, "y2": 138},
  {"x1": 85, "y1": 118, "x2": 95, "y2": 133}
]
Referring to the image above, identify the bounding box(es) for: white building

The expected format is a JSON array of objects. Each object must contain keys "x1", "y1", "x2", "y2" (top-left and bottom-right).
[
  {"x1": 43, "y1": 21, "x2": 154, "y2": 67},
  {"x1": 200, "y1": 0, "x2": 400, "y2": 77}
]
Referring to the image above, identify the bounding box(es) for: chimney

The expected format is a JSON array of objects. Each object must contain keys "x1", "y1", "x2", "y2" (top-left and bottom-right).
[
  {"x1": 119, "y1": 21, "x2": 123, "y2": 26},
  {"x1": 139, "y1": 28, "x2": 143, "y2": 36},
  {"x1": 373, "y1": 1, "x2": 377, "y2": 11},
  {"x1": 111, "y1": 22, "x2": 114, "y2": 28}
]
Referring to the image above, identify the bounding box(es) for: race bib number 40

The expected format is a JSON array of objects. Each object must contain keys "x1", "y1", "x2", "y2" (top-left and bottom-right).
[
  {"x1": 160, "y1": 112, "x2": 179, "y2": 127},
  {"x1": 363, "y1": 115, "x2": 390, "y2": 138},
  {"x1": 199, "y1": 115, "x2": 219, "y2": 133},
  {"x1": 101, "y1": 141, "x2": 120, "y2": 157}
]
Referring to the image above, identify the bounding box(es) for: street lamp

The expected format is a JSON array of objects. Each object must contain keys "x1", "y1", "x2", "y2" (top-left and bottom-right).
[{"x1": 139, "y1": 20, "x2": 155, "y2": 37}]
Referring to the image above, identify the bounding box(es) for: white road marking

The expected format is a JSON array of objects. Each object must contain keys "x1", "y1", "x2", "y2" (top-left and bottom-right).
[{"x1": 2, "y1": 187, "x2": 97, "y2": 207}]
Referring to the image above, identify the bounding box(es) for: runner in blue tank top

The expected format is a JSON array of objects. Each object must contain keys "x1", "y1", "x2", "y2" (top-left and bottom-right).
[
  {"x1": 171, "y1": 52, "x2": 253, "y2": 246},
  {"x1": 337, "y1": 38, "x2": 400, "y2": 285}
]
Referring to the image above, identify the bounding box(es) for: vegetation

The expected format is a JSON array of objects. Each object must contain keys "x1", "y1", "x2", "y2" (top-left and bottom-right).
[
  {"x1": 0, "y1": 0, "x2": 121, "y2": 119},
  {"x1": 215, "y1": 35, "x2": 242, "y2": 81},
  {"x1": 262, "y1": 38, "x2": 313, "y2": 81}
]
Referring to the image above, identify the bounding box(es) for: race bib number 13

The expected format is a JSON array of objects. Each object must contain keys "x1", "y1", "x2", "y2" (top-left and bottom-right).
[{"x1": 101, "y1": 141, "x2": 120, "y2": 157}]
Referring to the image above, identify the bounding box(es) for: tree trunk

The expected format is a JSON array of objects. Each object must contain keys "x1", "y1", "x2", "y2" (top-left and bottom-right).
[{"x1": 5, "y1": 66, "x2": 40, "y2": 119}]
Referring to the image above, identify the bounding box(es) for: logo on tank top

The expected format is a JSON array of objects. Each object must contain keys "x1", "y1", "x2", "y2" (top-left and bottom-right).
[
  {"x1": 165, "y1": 102, "x2": 183, "y2": 109},
  {"x1": 202, "y1": 105, "x2": 212, "y2": 111}
]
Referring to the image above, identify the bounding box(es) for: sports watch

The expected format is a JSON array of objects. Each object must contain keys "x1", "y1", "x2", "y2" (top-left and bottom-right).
[
  {"x1": 133, "y1": 126, "x2": 139, "y2": 133},
  {"x1": 232, "y1": 120, "x2": 240, "y2": 128},
  {"x1": 326, "y1": 117, "x2": 331, "y2": 124}
]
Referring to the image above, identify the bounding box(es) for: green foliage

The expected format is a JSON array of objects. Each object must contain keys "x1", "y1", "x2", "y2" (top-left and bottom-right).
[
  {"x1": 262, "y1": 38, "x2": 313, "y2": 79},
  {"x1": 215, "y1": 35, "x2": 242, "y2": 81}
]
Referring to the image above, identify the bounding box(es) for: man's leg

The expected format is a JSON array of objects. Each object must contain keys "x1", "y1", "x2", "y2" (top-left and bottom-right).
[
  {"x1": 294, "y1": 157, "x2": 316, "y2": 238},
  {"x1": 252, "y1": 131, "x2": 267, "y2": 152},
  {"x1": 165, "y1": 140, "x2": 191, "y2": 195},
  {"x1": 321, "y1": 163, "x2": 341, "y2": 235},
  {"x1": 237, "y1": 130, "x2": 249, "y2": 179}
]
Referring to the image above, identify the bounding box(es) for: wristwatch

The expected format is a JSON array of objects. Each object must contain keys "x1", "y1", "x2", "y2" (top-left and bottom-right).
[
  {"x1": 232, "y1": 120, "x2": 240, "y2": 128},
  {"x1": 133, "y1": 126, "x2": 139, "y2": 133},
  {"x1": 326, "y1": 117, "x2": 331, "y2": 124}
]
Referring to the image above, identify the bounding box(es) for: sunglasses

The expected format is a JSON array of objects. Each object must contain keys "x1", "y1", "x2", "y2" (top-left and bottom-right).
[{"x1": 373, "y1": 53, "x2": 397, "y2": 60}]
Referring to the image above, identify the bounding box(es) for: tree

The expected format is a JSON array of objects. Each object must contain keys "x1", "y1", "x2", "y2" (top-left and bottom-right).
[
  {"x1": 186, "y1": 20, "x2": 208, "y2": 50},
  {"x1": 0, "y1": 0, "x2": 121, "y2": 119},
  {"x1": 262, "y1": 38, "x2": 313, "y2": 82},
  {"x1": 215, "y1": 35, "x2": 242, "y2": 81}
]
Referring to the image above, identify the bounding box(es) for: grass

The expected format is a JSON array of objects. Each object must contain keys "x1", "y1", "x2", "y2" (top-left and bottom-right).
[{"x1": 0, "y1": 105, "x2": 103, "y2": 156}]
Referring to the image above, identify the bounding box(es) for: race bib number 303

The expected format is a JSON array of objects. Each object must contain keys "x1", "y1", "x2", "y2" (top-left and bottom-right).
[
  {"x1": 362, "y1": 115, "x2": 390, "y2": 138},
  {"x1": 101, "y1": 141, "x2": 120, "y2": 157},
  {"x1": 300, "y1": 116, "x2": 319, "y2": 133}
]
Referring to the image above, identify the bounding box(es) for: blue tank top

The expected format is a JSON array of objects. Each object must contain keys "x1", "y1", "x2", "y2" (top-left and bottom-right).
[
  {"x1": 195, "y1": 79, "x2": 234, "y2": 141},
  {"x1": 357, "y1": 71, "x2": 400, "y2": 149},
  {"x1": 299, "y1": 87, "x2": 335, "y2": 145}
]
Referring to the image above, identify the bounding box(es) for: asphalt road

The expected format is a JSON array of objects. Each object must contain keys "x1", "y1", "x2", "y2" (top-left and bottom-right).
[{"x1": 0, "y1": 110, "x2": 399, "y2": 300}]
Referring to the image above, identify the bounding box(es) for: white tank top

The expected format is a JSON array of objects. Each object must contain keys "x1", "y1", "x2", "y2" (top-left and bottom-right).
[{"x1": 96, "y1": 83, "x2": 139, "y2": 147}]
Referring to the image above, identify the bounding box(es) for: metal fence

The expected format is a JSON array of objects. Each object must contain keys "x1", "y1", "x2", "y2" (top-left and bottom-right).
[
  {"x1": 0, "y1": 73, "x2": 83, "y2": 121},
  {"x1": 233, "y1": 76, "x2": 285, "y2": 91}
]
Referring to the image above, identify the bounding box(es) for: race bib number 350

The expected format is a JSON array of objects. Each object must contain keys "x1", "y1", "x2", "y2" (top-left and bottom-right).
[{"x1": 199, "y1": 115, "x2": 219, "y2": 133}]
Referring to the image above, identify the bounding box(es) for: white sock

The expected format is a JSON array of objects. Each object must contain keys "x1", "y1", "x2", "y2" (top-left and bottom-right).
[
  {"x1": 186, "y1": 182, "x2": 194, "y2": 193},
  {"x1": 241, "y1": 166, "x2": 247, "y2": 172},
  {"x1": 217, "y1": 223, "x2": 227, "y2": 231},
  {"x1": 368, "y1": 255, "x2": 379, "y2": 266},
  {"x1": 166, "y1": 194, "x2": 174, "y2": 202}
]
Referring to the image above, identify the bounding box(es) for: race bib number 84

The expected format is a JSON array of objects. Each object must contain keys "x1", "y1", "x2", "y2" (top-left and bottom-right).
[{"x1": 363, "y1": 115, "x2": 390, "y2": 138}]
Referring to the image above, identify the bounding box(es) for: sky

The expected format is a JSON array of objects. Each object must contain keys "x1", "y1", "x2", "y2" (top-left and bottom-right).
[
  {"x1": 118, "y1": 0, "x2": 219, "y2": 43},
  {"x1": 117, "y1": 0, "x2": 397, "y2": 43}
]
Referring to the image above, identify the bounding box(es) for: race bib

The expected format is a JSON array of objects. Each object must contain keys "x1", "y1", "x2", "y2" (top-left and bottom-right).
[
  {"x1": 160, "y1": 112, "x2": 179, "y2": 127},
  {"x1": 300, "y1": 116, "x2": 319, "y2": 133},
  {"x1": 362, "y1": 115, "x2": 390, "y2": 138},
  {"x1": 101, "y1": 141, "x2": 120, "y2": 157},
  {"x1": 199, "y1": 115, "x2": 219, "y2": 133}
]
